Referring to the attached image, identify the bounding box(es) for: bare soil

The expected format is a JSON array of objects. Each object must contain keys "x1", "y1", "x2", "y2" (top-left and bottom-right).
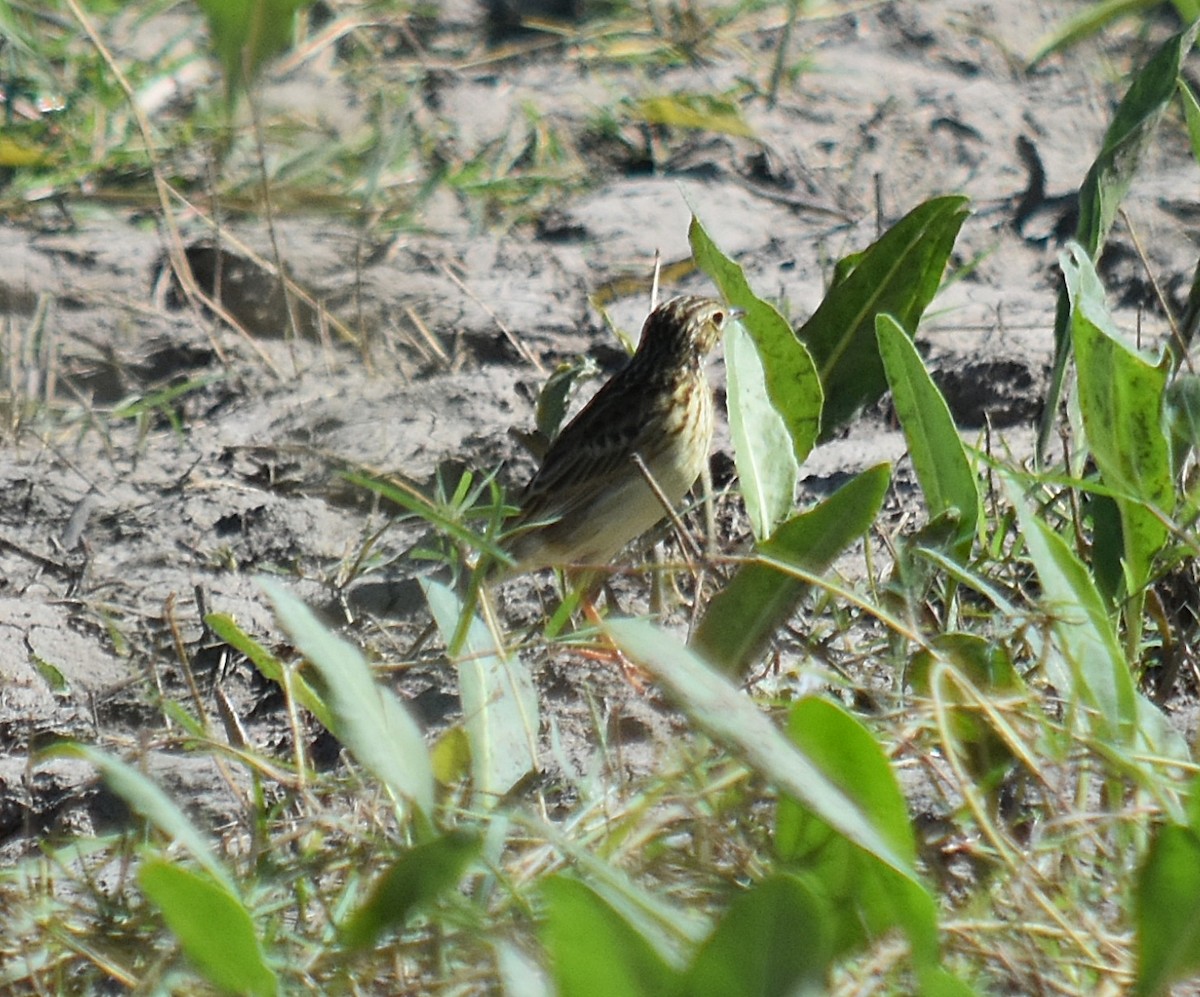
[{"x1": 2, "y1": 0, "x2": 1198, "y2": 867}]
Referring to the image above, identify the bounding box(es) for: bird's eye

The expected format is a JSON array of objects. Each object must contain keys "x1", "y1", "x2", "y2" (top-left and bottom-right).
[{"x1": 712, "y1": 311, "x2": 725, "y2": 325}]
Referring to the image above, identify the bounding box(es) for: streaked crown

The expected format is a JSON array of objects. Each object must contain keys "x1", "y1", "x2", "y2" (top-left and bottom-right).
[{"x1": 632, "y1": 296, "x2": 734, "y2": 371}]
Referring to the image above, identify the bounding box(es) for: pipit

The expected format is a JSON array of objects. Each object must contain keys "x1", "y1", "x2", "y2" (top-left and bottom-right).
[{"x1": 496, "y1": 295, "x2": 736, "y2": 578}]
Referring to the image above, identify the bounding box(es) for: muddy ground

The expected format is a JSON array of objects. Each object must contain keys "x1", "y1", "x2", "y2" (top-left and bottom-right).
[{"x1": 2, "y1": 1, "x2": 1198, "y2": 865}]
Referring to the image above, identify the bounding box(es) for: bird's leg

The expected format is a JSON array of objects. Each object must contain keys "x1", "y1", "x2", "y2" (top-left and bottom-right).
[{"x1": 556, "y1": 567, "x2": 647, "y2": 691}]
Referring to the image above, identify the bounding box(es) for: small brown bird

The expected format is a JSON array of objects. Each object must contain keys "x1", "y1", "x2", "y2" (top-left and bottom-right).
[{"x1": 497, "y1": 295, "x2": 735, "y2": 578}]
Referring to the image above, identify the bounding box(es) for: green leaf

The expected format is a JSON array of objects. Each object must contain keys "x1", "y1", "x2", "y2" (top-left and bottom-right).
[
  {"x1": 776, "y1": 698, "x2": 940, "y2": 968},
  {"x1": 540, "y1": 876, "x2": 684, "y2": 997},
  {"x1": 1027, "y1": 0, "x2": 1160, "y2": 69},
  {"x1": 1063, "y1": 243, "x2": 1172, "y2": 655},
  {"x1": 692, "y1": 464, "x2": 890, "y2": 675},
  {"x1": 876, "y1": 313, "x2": 979, "y2": 559},
  {"x1": 1064, "y1": 245, "x2": 1172, "y2": 546},
  {"x1": 345, "y1": 470, "x2": 514, "y2": 568},
  {"x1": 139, "y1": 859, "x2": 277, "y2": 997},
  {"x1": 341, "y1": 831, "x2": 481, "y2": 951},
  {"x1": 797, "y1": 196, "x2": 969, "y2": 436},
  {"x1": 44, "y1": 744, "x2": 230, "y2": 890},
  {"x1": 421, "y1": 579, "x2": 539, "y2": 804},
  {"x1": 1135, "y1": 824, "x2": 1200, "y2": 996},
  {"x1": 1002, "y1": 473, "x2": 1136, "y2": 742},
  {"x1": 260, "y1": 579, "x2": 435, "y2": 820},
  {"x1": 1075, "y1": 23, "x2": 1199, "y2": 259},
  {"x1": 724, "y1": 317, "x2": 798, "y2": 539},
  {"x1": 1039, "y1": 20, "x2": 1199, "y2": 460},
  {"x1": 632, "y1": 93, "x2": 754, "y2": 138},
  {"x1": 206, "y1": 612, "x2": 333, "y2": 731},
  {"x1": 683, "y1": 875, "x2": 833, "y2": 997},
  {"x1": 195, "y1": 0, "x2": 309, "y2": 105},
  {"x1": 606, "y1": 618, "x2": 918, "y2": 881},
  {"x1": 689, "y1": 214, "x2": 822, "y2": 462}
]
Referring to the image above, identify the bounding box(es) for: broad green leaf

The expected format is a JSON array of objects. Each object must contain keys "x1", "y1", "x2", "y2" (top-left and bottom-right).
[
  {"x1": 341, "y1": 831, "x2": 481, "y2": 951},
  {"x1": 724, "y1": 318, "x2": 798, "y2": 539},
  {"x1": 797, "y1": 196, "x2": 968, "y2": 436},
  {"x1": 45, "y1": 744, "x2": 229, "y2": 890},
  {"x1": 876, "y1": 313, "x2": 979, "y2": 559},
  {"x1": 692, "y1": 464, "x2": 890, "y2": 674},
  {"x1": 1075, "y1": 23, "x2": 1198, "y2": 258},
  {"x1": 422, "y1": 579, "x2": 539, "y2": 804},
  {"x1": 1063, "y1": 243, "x2": 1172, "y2": 651},
  {"x1": 1038, "y1": 20, "x2": 1198, "y2": 459},
  {"x1": 1064, "y1": 245, "x2": 1171, "y2": 508},
  {"x1": 260, "y1": 579, "x2": 435, "y2": 820},
  {"x1": 1082, "y1": 491, "x2": 1125, "y2": 608},
  {"x1": 540, "y1": 876, "x2": 684, "y2": 997},
  {"x1": 1002, "y1": 473, "x2": 1136, "y2": 741},
  {"x1": 606, "y1": 618, "x2": 916, "y2": 881},
  {"x1": 139, "y1": 859, "x2": 277, "y2": 997},
  {"x1": 689, "y1": 214, "x2": 822, "y2": 462},
  {"x1": 684, "y1": 875, "x2": 833, "y2": 997},
  {"x1": 195, "y1": 0, "x2": 309, "y2": 105},
  {"x1": 632, "y1": 93, "x2": 754, "y2": 137},
  {"x1": 777, "y1": 700, "x2": 915, "y2": 864},
  {"x1": 206, "y1": 612, "x2": 333, "y2": 731},
  {"x1": 777, "y1": 698, "x2": 939, "y2": 968},
  {"x1": 1135, "y1": 824, "x2": 1200, "y2": 996}
]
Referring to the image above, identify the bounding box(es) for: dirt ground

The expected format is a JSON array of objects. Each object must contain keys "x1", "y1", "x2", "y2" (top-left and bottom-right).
[{"x1": 2, "y1": 0, "x2": 1198, "y2": 864}]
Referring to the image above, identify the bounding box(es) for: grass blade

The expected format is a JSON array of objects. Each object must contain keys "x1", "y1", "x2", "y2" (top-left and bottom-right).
[
  {"x1": 44, "y1": 744, "x2": 231, "y2": 889},
  {"x1": 1002, "y1": 472, "x2": 1136, "y2": 741},
  {"x1": 260, "y1": 579, "x2": 435, "y2": 821}
]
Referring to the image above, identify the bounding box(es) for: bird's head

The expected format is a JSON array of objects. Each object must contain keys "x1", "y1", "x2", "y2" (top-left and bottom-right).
[{"x1": 637, "y1": 295, "x2": 739, "y2": 365}]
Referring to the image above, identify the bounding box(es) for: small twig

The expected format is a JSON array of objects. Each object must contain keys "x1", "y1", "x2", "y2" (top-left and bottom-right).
[
  {"x1": 766, "y1": 0, "x2": 800, "y2": 108},
  {"x1": 165, "y1": 592, "x2": 210, "y2": 730},
  {"x1": 439, "y1": 263, "x2": 546, "y2": 375},
  {"x1": 631, "y1": 452, "x2": 702, "y2": 568},
  {"x1": 403, "y1": 304, "x2": 450, "y2": 366},
  {"x1": 1119, "y1": 207, "x2": 1193, "y2": 371}
]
